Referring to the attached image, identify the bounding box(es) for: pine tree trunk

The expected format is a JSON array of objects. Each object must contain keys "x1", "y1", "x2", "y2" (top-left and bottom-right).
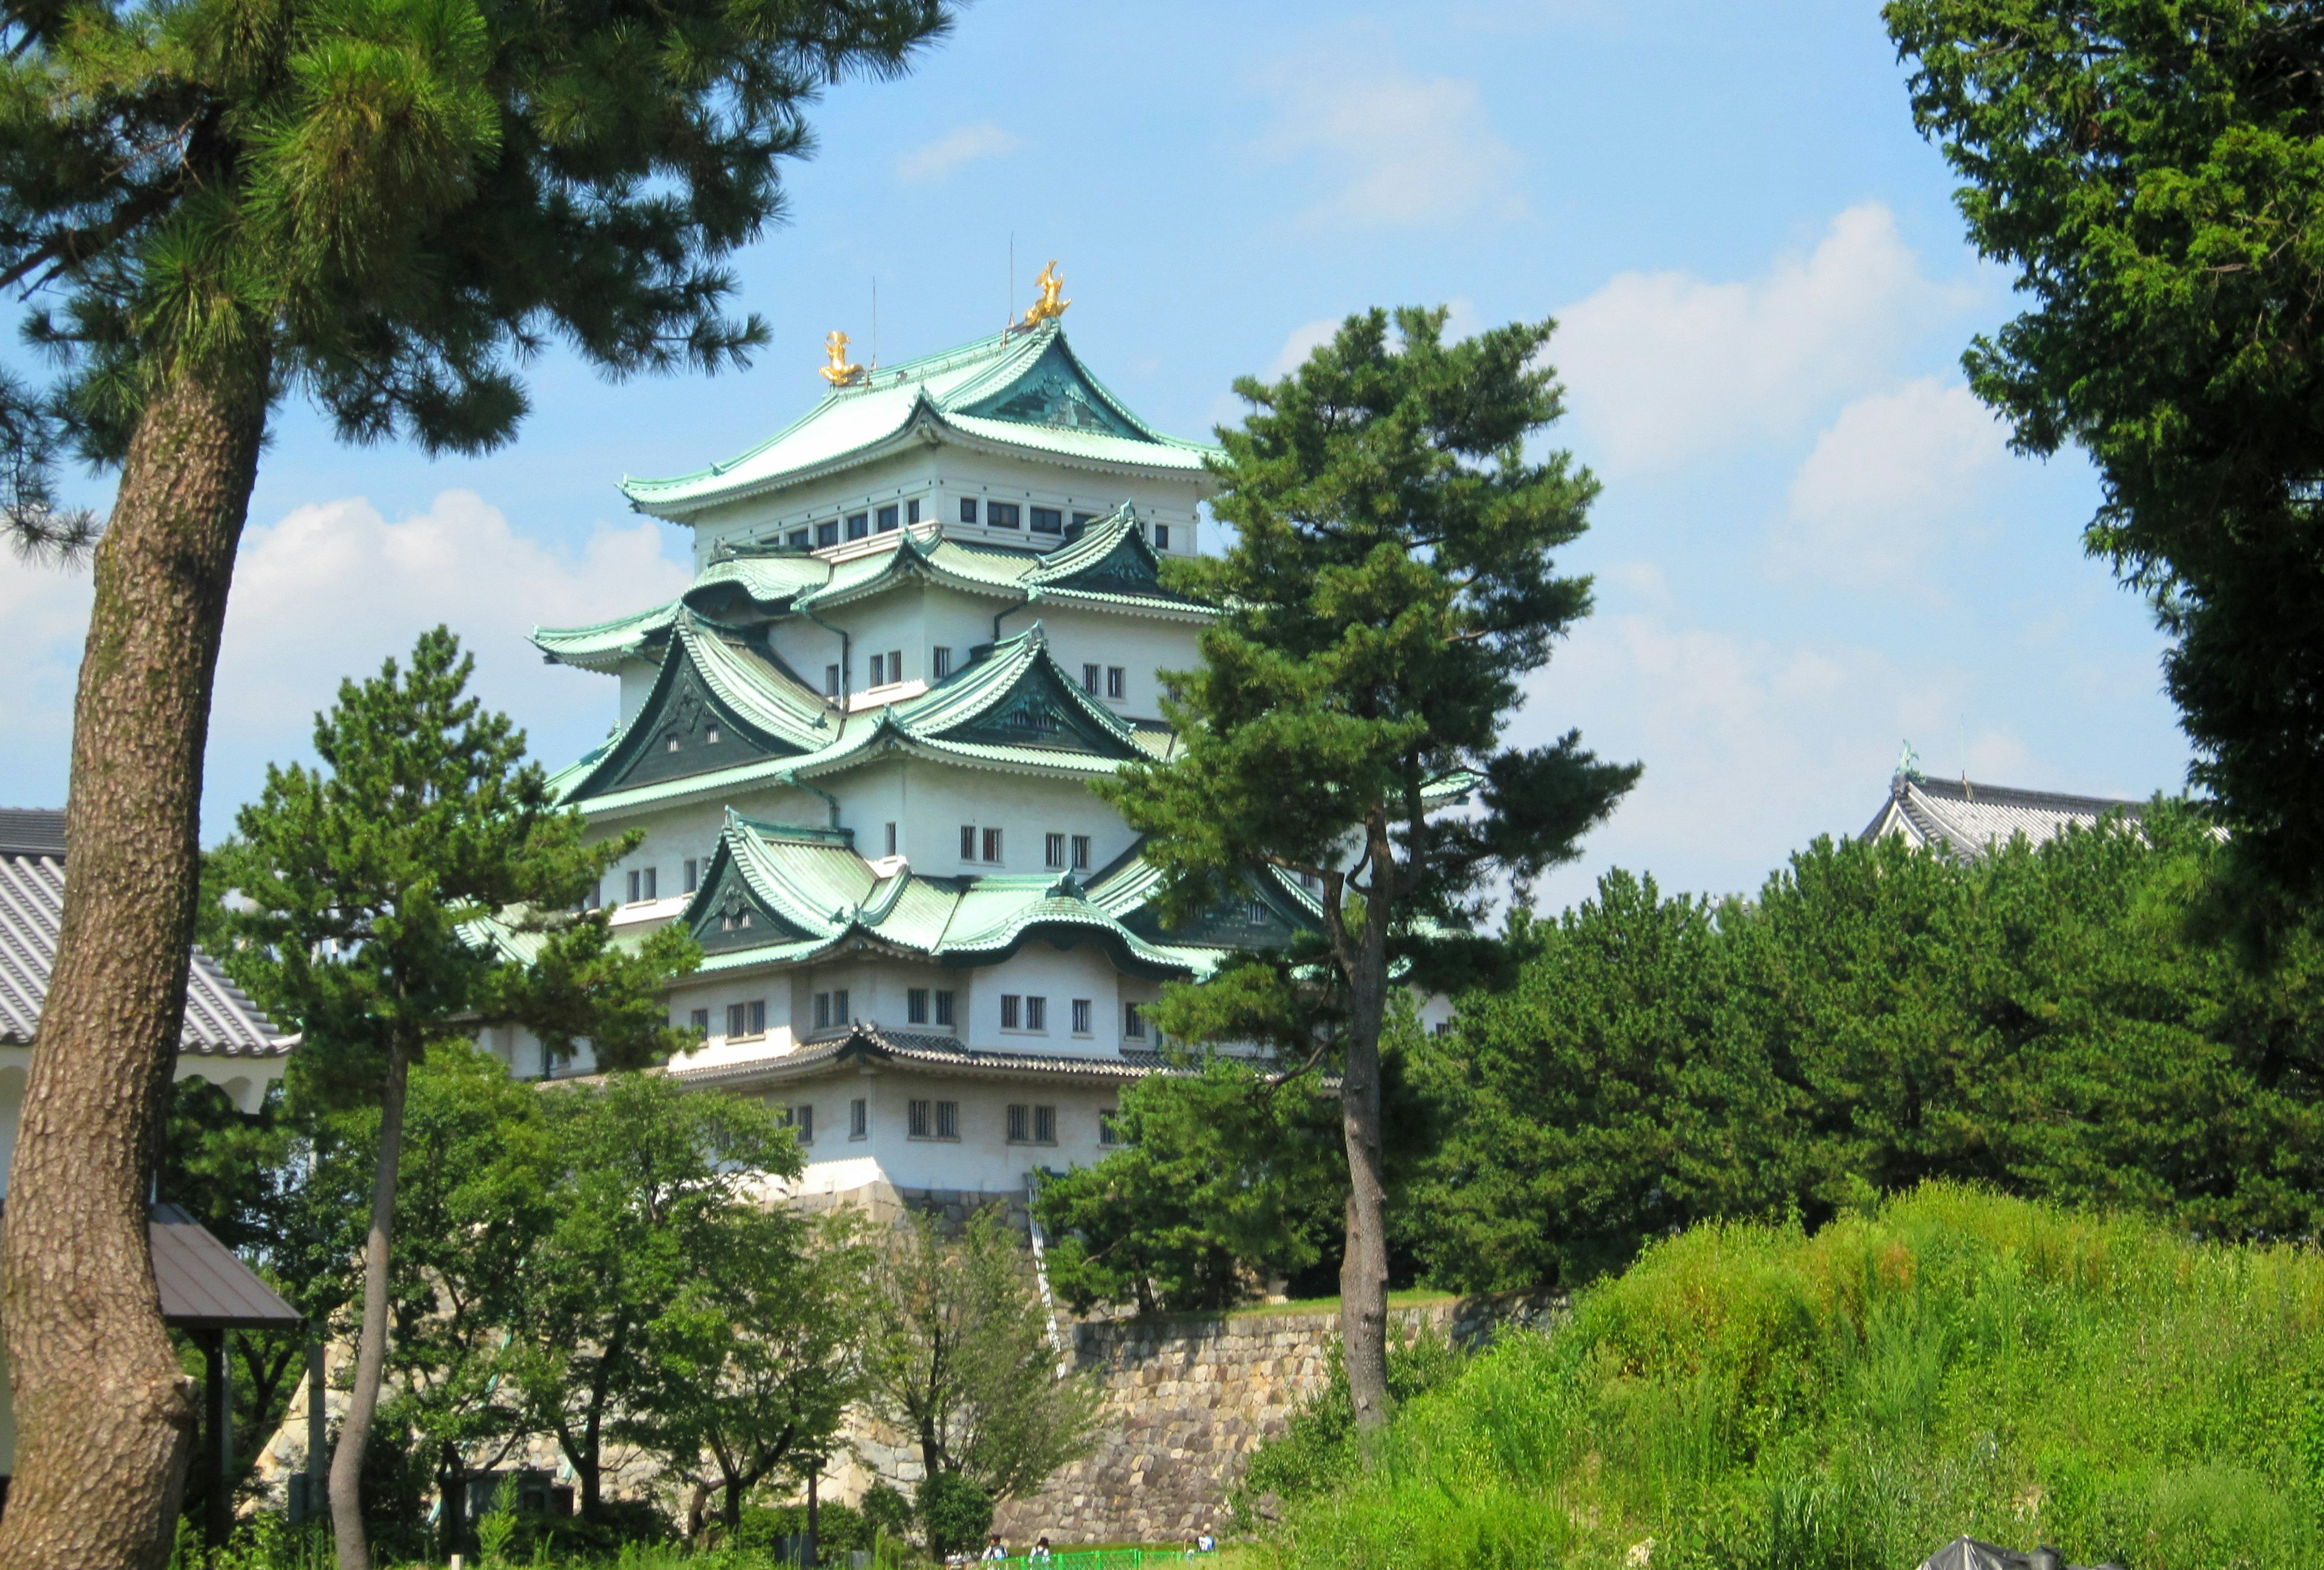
[
  {"x1": 330, "y1": 1038, "x2": 412, "y2": 1570},
  {"x1": 0, "y1": 350, "x2": 269, "y2": 1570},
  {"x1": 1338, "y1": 821, "x2": 1395, "y2": 1439}
]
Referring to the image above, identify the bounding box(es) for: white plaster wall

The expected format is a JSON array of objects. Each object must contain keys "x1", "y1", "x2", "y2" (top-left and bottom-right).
[
  {"x1": 839, "y1": 762, "x2": 1130, "y2": 880},
  {"x1": 684, "y1": 442, "x2": 1208, "y2": 568},
  {"x1": 960, "y1": 945, "x2": 1129, "y2": 1054},
  {"x1": 590, "y1": 798, "x2": 728, "y2": 913},
  {"x1": 998, "y1": 603, "x2": 1202, "y2": 722},
  {"x1": 770, "y1": 1068, "x2": 1124, "y2": 1197},
  {"x1": 617, "y1": 657, "x2": 660, "y2": 726}
]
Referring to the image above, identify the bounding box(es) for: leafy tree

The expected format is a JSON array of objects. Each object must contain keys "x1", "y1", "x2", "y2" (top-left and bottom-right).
[
  {"x1": 1102, "y1": 307, "x2": 1638, "y2": 1429},
  {"x1": 490, "y1": 1071, "x2": 801, "y2": 1520},
  {"x1": 619, "y1": 1210, "x2": 867, "y2": 1542},
  {"x1": 0, "y1": 1, "x2": 952, "y2": 1560},
  {"x1": 861, "y1": 1209, "x2": 1098, "y2": 1503},
  {"x1": 1408, "y1": 876, "x2": 1799, "y2": 1293},
  {"x1": 1883, "y1": 1, "x2": 2324, "y2": 921},
  {"x1": 1036, "y1": 1057, "x2": 1346, "y2": 1314},
  {"x1": 1411, "y1": 804, "x2": 2324, "y2": 1292},
  {"x1": 216, "y1": 628, "x2": 695, "y2": 1570},
  {"x1": 915, "y1": 1471, "x2": 993, "y2": 1560}
]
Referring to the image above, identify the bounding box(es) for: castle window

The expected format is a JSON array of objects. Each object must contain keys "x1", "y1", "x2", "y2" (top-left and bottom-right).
[
  {"x1": 1071, "y1": 835, "x2": 1090, "y2": 870},
  {"x1": 850, "y1": 1098, "x2": 868, "y2": 1138},
  {"x1": 935, "y1": 990, "x2": 955, "y2": 1027},
  {"x1": 937, "y1": 1101, "x2": 959, "y2": 1138},
  {"x1": 988, "y1": 501, "x2": 1020, "y2": 529},
  {"x1": 1007, "y1": 1104, "x2": 1029, "y2": 1143},
  {"x1": 1106, "y1": 666, "x2": 1126, "y2": 700},
  {"x1": 683, "y1": 858, "x2": 698, "y2": 893},
  {"x1": 726, "y1": 1000, "x2": 765, "y2": 1039},
  {"x1": 933, "y1": 646, "x2": 953, "y2": 680},
  {"x1": 627, "y1": 870, "x2": 640, "y2": 904},
  {"x1": 1045, "y1": 833, "x2": 1066, "y2": 870},
  {"x1": 1035, "y1": 1105, "x2": 1056, "y2": 1144},
  {"x1": 814, "y1": 992, "x2": 830, "y2": 1030},
  {"x1": 704, "y1": 726, "x2": 719, "y2": 745},
  {"x1": 1071, "y1": 999, "x2": 1091, "y2": 1035},
  {"x1": 888, "y1": 648, "x2": 903, "y2": 684},
  {"x1": 1031, "y1": 507, "x2": 1062, "y2": 534},
  {"x1": 847, "y1": 512, "x2": 868, "y2": 540},
  {"x1": 960, "y1": 824, "x2": 977, "y2": 861},
  {"x1": 982, "y1": 827, "x2": 1003, "y2": 863},
  {"x1": 665, "y1": 734, "x2": 680, "y2": 752},
  {"x1": 868, "y1": 653, "x2": 885, "y2": 685},
  {"x1": 877, "y1": 505, "x2": 899, "y2": 532},
  {"x1": 689, "y1": 1008, "x2": 710, "y2": 1036},
  {"x1": 1025, "y1": 996, "x2": 1048, "y2": 1032},
  {"x1": 1099, "y1": 1110, "x2": 1121, "y2": 1146},
  {"x1": 824, "y1": 665, "x2": 841, "y2": 698},
  {"x1": 1000, "y1": 994, "x2": 1020, "y2": 1030},
  {"x1": 908, "y1": 988, "x2": 929, "y2": 1024},
  {"x1": 816, "y1": 520, "x2": 839, "y2": 547},
  {"x1": 833, "y1": 988, "x2": 849, "y2": 1023},
  {"x1": 908, "y1": 499, "x2": 922, "y2": 525},
  {"x1": 1124, "y1": 1002, "x2": 1146, "y2": 1039},
  {"x1": 1082, "y1": 663, "x2": 1099, "y2": 694},
  {"x1": 788, "y1": 528, "x2": 810, "y2": 548},
  {"x1": 1247, "y1": 899, "x2": 1267, "y2": 925},
  {"x1": 1154, "y1": 524, "x2": 1171, "y2": 551},
  {"x1": 790, "y1": 1105, "x2": 814, "y2": 1144},
  {"x1": 885, "y1": 822, "x2": 898, "y2": 857},
  {"x1": 908, "y1": 1099, "x2": 930, "y2": 1137},
  {"x1": 959, "y1": 498, "x2": 978, "y2": 524}
]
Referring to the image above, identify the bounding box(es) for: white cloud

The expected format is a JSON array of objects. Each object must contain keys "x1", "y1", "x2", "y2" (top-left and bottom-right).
[
  {"x1": 1521, "y1": 608, "x2": 1989, "y2": 907},
  {"x1": 1270, "y1": 318, "x2": 1339, "y2": 377},
  {"x1": 896, "y1": 122, "x2": 1024, "y2": 184},
  {"x1": 0, "y1": 490, "x2": 691, "y2": 832},
  {"x1": 1554, "y1": 204, "x2": 1958, "y2": 473},
  {"x1": 1773, "y1": 378, "x2": 2009, "y2": 590},
  {"x1": 1260, "y1": 62, "x2": 1521, "y2": 229}
]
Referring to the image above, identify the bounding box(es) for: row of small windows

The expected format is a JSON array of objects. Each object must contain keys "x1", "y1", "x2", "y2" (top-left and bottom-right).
[
  {"x1": 611, "y1": 858, "x2": 707, "y2": 909},
  {"x1": 690, "y1": 993, "x2": 1140, "y2": 1039},
  {"x1": 958, "y1": 826, "x2": 1092, "y2": 870},
  {"x1": 769, "y1": 1097, "x2": 1120, "y2": 1148},
  {"x1": 822, "y1": 648, "x2": 1135, "y2": 703},
  {"x1": 772, "y1": 496, "x2": 1175, "y2": 553}
]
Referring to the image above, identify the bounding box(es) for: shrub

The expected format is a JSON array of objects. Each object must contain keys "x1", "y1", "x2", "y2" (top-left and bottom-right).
[
  {"x1": 917, "y1": 1471, "x2": 995, "y2": 1558},
  {"x1": 1269, "y1": 1186, "x2": 2324, "y2": 1570}
]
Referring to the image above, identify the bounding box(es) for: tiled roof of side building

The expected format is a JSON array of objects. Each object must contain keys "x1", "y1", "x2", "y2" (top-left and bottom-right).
[
  {"x1": 1861, "y1": 773, "x2": 2148, "y2": 861},
  {"x1": 0, "y1": 811, "x2": 296, "y2": 1056},
  {"x1": 619, "y1": 325, "x2": 1220, "y2": 519}
]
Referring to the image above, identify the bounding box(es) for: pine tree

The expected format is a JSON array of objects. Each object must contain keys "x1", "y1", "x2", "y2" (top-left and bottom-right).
[
  {"x1": 0, "y1": 4, "x2": 948, "y2": 1563},
  {"x1": 1102, "y1": 307, "x2": 1638, "y2": 1433},
  {"x1": 216, "y1": 628, "x2": 697, "y2": 1570}
]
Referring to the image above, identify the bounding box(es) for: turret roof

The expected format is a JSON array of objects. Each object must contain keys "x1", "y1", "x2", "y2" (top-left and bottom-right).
[{"x1": 619, "y1": 324, "x2": 1219, "y2": 519}]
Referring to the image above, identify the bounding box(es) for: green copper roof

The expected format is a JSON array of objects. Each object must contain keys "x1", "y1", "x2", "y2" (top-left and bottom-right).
[
  {"x1": 530, "y1": 600, "x2": 681, "y2": 674},
  {"x1": 681, "y1": 813, "x2": 1200, "y2": 980},
  {"x1": 620, "y1": 326, "x2": 1221, "y2": 519}
]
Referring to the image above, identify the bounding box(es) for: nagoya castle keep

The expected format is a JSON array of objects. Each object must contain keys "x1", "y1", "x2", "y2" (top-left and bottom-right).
[{"x1": 497, "y1": 274, "x2": 1365, "y2": 1215}]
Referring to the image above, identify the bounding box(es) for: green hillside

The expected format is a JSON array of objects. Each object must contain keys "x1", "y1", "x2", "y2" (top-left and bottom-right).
[{"x1": 1264, "y1": 1187, "x2": 2324, "y2": 1570}]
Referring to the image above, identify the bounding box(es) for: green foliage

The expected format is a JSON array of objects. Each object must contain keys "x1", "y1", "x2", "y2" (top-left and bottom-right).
[
  {"x1": 916, "y1": 1471, "x2": 994, "y2": 1559},
  {"x1": 1233, "y1": 1325, "x2": 1469, "y2": 1518},
  {"x1": 1413, "y1": 804, "x2": 2324, "y2": 1292},
  {"x1": 1037, "y1": 1056, "x2": 1347, "y2": 1313},
  {"x1": 474, "y1": 1479, "x2": 519, "y2": 1568},
  {"x1": 1267, "y1": 1186, "x2": 2324, "y2": 1570},
  {"x1": 862, "y1": 1209, "x2": 1099, "y2": 1502},
  {"x1": 858, "y1": 1482, "x2": 914, "y2": 1544},
  {"x1": 734, "y1": 1502, "x2": 868, "y2": 1555},
  {"x1": 0, "y1": 0, "x2": 952, "y2": 514},
  {"x1": 1884, "y1": 1, "x2": 2324, "y2": 915}
]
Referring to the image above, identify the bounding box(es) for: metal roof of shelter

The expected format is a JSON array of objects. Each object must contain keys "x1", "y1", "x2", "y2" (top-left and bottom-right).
[
  {"x1": 1860, "y1": 774, "x2": 2145, "y2": 862},
  {"x1": 0, "y1": 809, "x2": 297, "y2": 1057},
  {"x1": 151, "y1": 1204, "x2": 302, "y2": 1329}
]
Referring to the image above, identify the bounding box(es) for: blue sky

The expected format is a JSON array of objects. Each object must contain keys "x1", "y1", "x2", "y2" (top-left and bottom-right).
[{"x1": 0, "y1": 0, "x2": 2189, "y2": 911}]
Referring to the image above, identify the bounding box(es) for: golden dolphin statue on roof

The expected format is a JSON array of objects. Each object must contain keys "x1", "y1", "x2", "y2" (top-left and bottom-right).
[
  {"x1": 1018, "y1": 261, "x2": 1071, "y2": 331},
  {"x1": 820, "y1": 329, "x2": 864, "y2": 386}
]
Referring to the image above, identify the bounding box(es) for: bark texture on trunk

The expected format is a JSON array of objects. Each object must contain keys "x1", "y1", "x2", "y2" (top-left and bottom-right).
[
  {"x1": 0, "y1": 352, "x2": 268, "y2": 1570},
  {"x1": 1335, "y1": 815, "x2": 1396, "y2": 1438},
  {"x1": 330, "y1": 1039, "x2": 411, "y2": 1570}
]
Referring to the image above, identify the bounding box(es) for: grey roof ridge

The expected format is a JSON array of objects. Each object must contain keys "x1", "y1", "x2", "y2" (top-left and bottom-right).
[
  {"x1": 1906, "y1": 774, "x2": 2147, "y2": 817},
  {"x1": 666, "y1": 1020, "x2": 1176, "y2": 1089}
]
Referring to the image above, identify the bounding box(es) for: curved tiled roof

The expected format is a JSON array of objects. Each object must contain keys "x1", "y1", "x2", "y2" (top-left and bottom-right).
[
  {"x1": 1860, "y1": 774, "x2": 2147, "y2": 861},
  {"x1": 668, "y1": 1020, "x2": 1179, "y2": 1091},
  {"x1": 0, "y1": 813, "x2": 295, "y2": 1057},
  {"x1": 619, "y1": 326, "x2": 1219, "y2": 519}
]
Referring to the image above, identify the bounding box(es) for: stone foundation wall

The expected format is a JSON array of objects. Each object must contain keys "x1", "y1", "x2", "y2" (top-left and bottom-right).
[{"x1": 991, "y1": 1295, "x2": 1562, "y2": 1546}]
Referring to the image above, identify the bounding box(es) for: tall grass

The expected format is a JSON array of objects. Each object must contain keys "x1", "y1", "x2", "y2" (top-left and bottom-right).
[{"x1": 1270, "y1": 1186, "x2": 2324, "y2": 1570}]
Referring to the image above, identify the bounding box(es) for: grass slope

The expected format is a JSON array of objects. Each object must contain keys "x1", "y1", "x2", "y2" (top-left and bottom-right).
[{"x1": 1269, "y1": 1187, "x2": 2324, "y2": 1570}]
